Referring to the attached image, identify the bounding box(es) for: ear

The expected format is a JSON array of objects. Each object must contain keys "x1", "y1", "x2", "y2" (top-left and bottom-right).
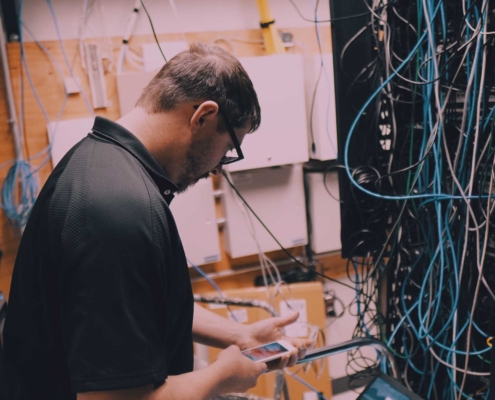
[{"x1": 190, "y1": 101, "x2": 220, "y2": 135}]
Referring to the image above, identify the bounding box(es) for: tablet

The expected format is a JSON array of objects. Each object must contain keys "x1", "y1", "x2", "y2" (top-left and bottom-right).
[{"x1": 357, "y1": 372, "x2": 424, "y2": 400}]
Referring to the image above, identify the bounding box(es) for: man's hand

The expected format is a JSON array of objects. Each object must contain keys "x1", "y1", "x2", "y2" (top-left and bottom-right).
[
  {"x1": 214, "y1": 346, "x2": 267, "y2": 395},
  {"x1": 238, "y1": 312, "x2": 314, "y2": 370}
]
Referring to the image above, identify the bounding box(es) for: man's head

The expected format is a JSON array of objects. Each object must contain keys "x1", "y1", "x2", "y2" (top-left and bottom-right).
[{"x1": 135, "y1": 43, "x2": 260, "y2": 192}]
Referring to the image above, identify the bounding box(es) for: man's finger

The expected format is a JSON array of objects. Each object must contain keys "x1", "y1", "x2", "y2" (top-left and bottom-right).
[
  {"x1": 259, "y1": 362, "x2": 269, "y2": 374},
  {"x1": 297, "y1": 345, "x2": 307, "y2": 360},
  {"x1": 277, "y1": 355, "x2": 290, "y2": 370},
  {"x1": 304, "y1": 337, "x2": 315, "y2": 348},
  {"x1": 267, "y1": 356, "x2": 289, "y2": 371},
  {"x1": 275, "y1": 311, "x2": 299, "y2": 327},
  {"x1": 287, "y1": 352, "x2": 298, "y2": 367}
]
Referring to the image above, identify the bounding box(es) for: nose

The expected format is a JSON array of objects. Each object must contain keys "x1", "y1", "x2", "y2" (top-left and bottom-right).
[{"x1": 210, "y1": 164, "x2": 223, "y2": 176}]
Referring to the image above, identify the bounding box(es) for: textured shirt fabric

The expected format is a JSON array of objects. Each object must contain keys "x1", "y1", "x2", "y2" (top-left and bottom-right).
[{"x1": 3, "y1": 116, "x2": 194, "y2": 399}]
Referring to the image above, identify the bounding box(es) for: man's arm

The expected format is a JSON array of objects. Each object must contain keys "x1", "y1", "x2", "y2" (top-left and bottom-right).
[
  {"x1": 193, "y1": 303, "x2": 313, "y2": 368},
  {"x1": 78, "y1": 346, "x2": 267, "y2": 400},
  {"x1": 193, "y1": 303, "x2": 244, "y2": 348}
]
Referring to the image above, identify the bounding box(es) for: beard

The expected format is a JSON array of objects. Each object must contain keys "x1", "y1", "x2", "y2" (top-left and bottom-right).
[
  {"x1": 175, "y1": 142, "x2": 213, "y2": 193},
  {"x1": 175, "y1": 172, "x2": 210, "y2": 193}
]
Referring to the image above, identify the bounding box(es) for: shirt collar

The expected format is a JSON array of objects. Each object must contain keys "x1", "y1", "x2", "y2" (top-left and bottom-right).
[{"x1": 90, "y1": 116, "x2": 178, "y2": 203}]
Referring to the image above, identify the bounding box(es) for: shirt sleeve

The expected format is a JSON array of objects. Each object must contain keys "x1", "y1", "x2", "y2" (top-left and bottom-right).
[{"x1": 54, "y1": 167, "x2": 170, "y2": 393}]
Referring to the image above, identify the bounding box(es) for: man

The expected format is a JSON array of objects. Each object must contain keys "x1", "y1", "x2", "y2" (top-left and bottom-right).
[{"x1": 3, "y1": 43, "x2": 311, "y2": 399}]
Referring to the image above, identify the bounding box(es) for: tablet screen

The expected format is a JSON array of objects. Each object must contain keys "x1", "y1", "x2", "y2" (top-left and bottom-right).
[{"x1": 358, "y1": 374, "x2": 424, "y2": 400}]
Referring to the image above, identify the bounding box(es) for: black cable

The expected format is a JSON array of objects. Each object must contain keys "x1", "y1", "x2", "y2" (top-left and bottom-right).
[
  {"x1": 323, "y1": 165, "x2": 345, "y2": 203},
  {"x1": 140, "y1": 0, "x2": 167, "y2": 63},
  {"x1": 222, "y1": 171, "x2": 355, "y2": 290}
]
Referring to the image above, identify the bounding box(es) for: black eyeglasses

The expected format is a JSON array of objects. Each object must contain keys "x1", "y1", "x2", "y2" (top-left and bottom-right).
[
  {"x1": 193, "y1": 105, "x2": 244, "y2": 165},
  {"x1": 218, "y1": 110, "x2": 244, "y2": 165}
]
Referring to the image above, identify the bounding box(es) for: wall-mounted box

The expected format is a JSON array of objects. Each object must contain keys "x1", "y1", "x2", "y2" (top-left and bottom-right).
[
  {"x1": 47, "y1": 117, "x2": 94, "y2": 167},
  {"x1": 221, "y1": 164, "x2": 307, "y2": 258},
  {"x1": 306, "y1": 170, "x2": 341, "y2": 254},
  {"x1": 170, "y1": 179, "x2": 221, "y2": 266},
  {"x1": 227, "y1": 54, "x2": 309, "y2": 172},
  {"x1": 303, "y1": 54, "x2": 338, "y2": 161}
]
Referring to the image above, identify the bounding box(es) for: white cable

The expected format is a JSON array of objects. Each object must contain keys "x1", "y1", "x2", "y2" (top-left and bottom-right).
[
  {"x1": 223, "y1": 169, "x2": 321, "y2": 347},
  {"x1": 457, "y1": 4, "x2": 491, "y2": 397},
  {"x1": 223, "y1": 170, "x2": 274, "y2": 289},
  {"x1": 291, "y1": 40, "x2": 310, "y2": 55},
  {"x1": 96, "y1": 0, "x2": 114, "y2": 73},
  {"x1": 125, "y1": 50, "x2": 145, "y2": 70},
  {"x1": 117, "y1": 0, "x2": 142, "y2": 74},
  {"x1": 126, "y1": 47, "x2": 145, "y2": 63},
  {"x1": 78, "y1": 0, "x2": 90, "y2": 71},
  {"x1": 462, "y1": 0, "x2": 495, "y2": 35},
  {"x1": 425, "y1": 340, "x2": 491, "y2": 377}
]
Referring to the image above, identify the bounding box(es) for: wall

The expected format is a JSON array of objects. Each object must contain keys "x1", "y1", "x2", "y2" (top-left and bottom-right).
[
  {"x1": 0, "y1": 0, "x2": 340, "y2": 300},
  {"x1": 19, "y1": 0, "x2": 331, "y2": 41}
]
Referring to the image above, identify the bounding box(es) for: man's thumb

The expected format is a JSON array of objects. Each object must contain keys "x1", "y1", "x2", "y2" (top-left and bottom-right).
[{"x1": 276, "y1": 311, "x2": 299, "y2": 327}]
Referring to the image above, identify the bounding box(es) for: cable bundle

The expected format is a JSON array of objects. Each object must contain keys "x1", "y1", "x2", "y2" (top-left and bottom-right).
[{"x1": 337, "y1": 0, "x2": 495, "y2": 398}]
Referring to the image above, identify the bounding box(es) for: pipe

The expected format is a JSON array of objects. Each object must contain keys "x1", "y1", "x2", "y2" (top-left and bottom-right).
[
  {"x1": 0, "y1": 14, "x2": 21, "y2": 155},
  {"x1": 296, "y1": 337, "x2": 399, "y2": 381},
  {"x1": 193, "y1": 294, "x2": 279, "y2": 317}
]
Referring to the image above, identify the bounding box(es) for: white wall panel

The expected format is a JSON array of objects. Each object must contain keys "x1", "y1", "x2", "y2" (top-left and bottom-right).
[
  {"x1": 47, "y1": 117, "x2": 94, "y2": 167},
  {"x1": 227, "y1": 54, "x2": 309, "y2": 172},
  {"x1": 221, "y1": 164, "x2": 307, "y2": 258},
  {"x1": 170, "y1": 179, "x2": 221, "y2": 266},
  {"x1": 306, "y1": 170, "x2": 341, "y2": 254}
]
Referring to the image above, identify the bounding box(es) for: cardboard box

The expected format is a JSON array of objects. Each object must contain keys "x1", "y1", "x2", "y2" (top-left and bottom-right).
[{"x1": 198, "y1": 282, "x2": 332, "y2": 400}]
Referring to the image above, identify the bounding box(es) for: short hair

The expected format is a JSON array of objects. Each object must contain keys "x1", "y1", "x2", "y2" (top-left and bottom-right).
[{"x1": 136, "y1": 42, "x2": 261, "y2": 132}]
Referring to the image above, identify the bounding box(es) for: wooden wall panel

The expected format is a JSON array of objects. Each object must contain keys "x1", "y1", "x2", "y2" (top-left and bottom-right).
[{"x1": 0, "y1": 27, "x2": 340, "y2": 300}]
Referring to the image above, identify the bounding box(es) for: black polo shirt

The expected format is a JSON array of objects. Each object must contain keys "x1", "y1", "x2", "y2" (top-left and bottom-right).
[{"x1": 3, "y1": 117, "x2": 194, "y2": 399}]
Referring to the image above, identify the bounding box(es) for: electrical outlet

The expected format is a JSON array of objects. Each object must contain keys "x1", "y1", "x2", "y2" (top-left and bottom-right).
[
  {"x1": 279, "y1": 30, "x2": 294, "y2": 48},
  {"x1": 63, "y1": 77, "x2": 81, "y2": 94}
]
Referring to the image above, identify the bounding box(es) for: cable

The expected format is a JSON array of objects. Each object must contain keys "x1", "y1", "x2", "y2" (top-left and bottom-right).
[
  {"x1": 45, "y1": 0, "x2": 95, "y2": 117},
  {"x1": 189, "y1": 259, "x2": 223, "y2": 296},
  {"x1": 140, "y1": 0, "x2": 167, "y2": 63},
  {"x1": 328, "y1": 0, "x2": 495, "y2": 395},
  {"x1": 222, "y1": 170, "x2": 354, "y2": 290},
  {"x1": 117, "y1": 1, "x2": 143, "y2": 74},
  {"x1": 188, "y1": 258, "x2": 242, "y2": 323},
  {"x1": 285, "y1": 370, "x2": 327, "y2": 399}
]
